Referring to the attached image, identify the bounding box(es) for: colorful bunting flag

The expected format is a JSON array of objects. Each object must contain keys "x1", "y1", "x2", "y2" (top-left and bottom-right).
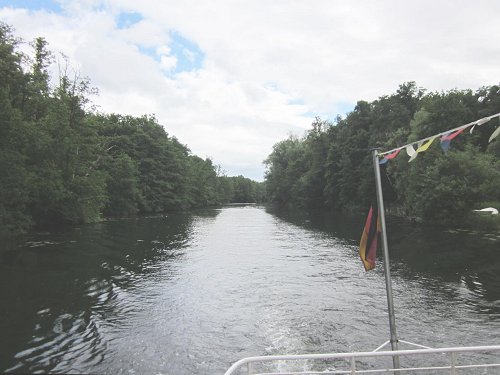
[
  {"x1": 406, "y1": 145, "x2": 416, "y2": 157},
  {"x1": 476, "y1": 117, "x2": 492, "y2": 126},
  {"x1": 471, "y1": 117, "x2": 491, "y2": 134},
  {"x1": 359, "y1": 204, "x2": 380, "y2": 271},
  {"x1": 408, "y1": 152, "x2": 418, "y2": 162},
  {"x1": 379, "y1": 149, "x2": 401, "y2": 165},
  {"x1": 408, "y1": 137, "x2": 436, "y2": 162},
  {"x1": 489, "y1": 126, "x2": 500, "y2": 143},
  {"x1": 375, "y1": 113, "x2": 499, "y2": 162},
  {"x1": 416, "y1": 137, "x2": 436, "y2": 152},
  {"x1": 440, "y1": 127, "x2": 466, "y2": 152},
  {"x1": 386, "y1": 149, "x2": 401, "y2": 159},
  {"x1": 440, "y1": 139, "x2": 452, "y2": 153}
]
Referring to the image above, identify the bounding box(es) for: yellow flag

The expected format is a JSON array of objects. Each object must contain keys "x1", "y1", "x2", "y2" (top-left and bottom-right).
[
  {"x1": 416, "y1": 137, "x2": 436, "y2": 152},
  {"x1": 408, "y1": 137, "x2": 436, "y2": 162}
]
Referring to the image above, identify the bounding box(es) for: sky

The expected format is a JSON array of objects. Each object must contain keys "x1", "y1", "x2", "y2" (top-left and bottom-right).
[{"x1": 1, "y1": 1, "x2": 499, "y2": 181}]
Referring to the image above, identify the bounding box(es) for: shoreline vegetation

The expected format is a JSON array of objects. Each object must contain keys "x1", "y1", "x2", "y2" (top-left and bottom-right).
[
  {"x1": 1, "y1": 23, "x2": 499, "y2": 237},
  {"x1": 263, "y1": 82, "x2": 500, "y2": 231},
  {"x1": 0, "y1": 24, "x2": 264, "y2": 237}
]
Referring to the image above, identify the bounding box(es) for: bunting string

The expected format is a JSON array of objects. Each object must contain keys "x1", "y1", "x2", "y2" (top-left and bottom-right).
[{"x1": 378, "y1": 112, "x2": 500, "y2": 164}]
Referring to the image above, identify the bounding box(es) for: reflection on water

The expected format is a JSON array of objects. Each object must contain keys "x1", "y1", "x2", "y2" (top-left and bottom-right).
[
  {"x1": 271, "y1": 207, "x2": 500, "y2": 318},
  {"x1": 1, "y1": 206, "x2": 499, "y2": 374},
  {"x1": 0, "y1": 212, "x2": 200, "y2": 373}
]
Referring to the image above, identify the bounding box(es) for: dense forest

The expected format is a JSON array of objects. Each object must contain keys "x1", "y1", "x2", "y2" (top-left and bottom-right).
[
  {"x1": 264, "y1": 82, "x2": 500, "y2": 227},
  {"x1": 0, "y1": 24, "x2": 264, "y2": 235},
  {"x1": 2, "y1": 23, "x2": 499, "y2": 236}
]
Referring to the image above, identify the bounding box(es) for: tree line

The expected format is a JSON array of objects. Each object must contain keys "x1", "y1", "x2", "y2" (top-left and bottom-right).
[
  {"x1": 0, "y1": 24, "x2": 264, "y2": 235},
  {"x1": 264, "y1": 82, "x2": 500, "y2": 226}
]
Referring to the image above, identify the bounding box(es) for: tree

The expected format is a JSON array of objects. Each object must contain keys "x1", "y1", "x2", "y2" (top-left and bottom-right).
[
  {"x1": 265, "y1": 81, "x2": 500, "y2": 227},
  {"x1": 264, "y1": 136, "x2": 307, "y2": 207},
  {"x1": 401, "y1": 146, "x2": 500, "y2": 226},
  {"x1": 0, "y1": 23, "x2": 264, "y2": 235},
  {"x1": 0, "y1": 24, "x2": 33, "y2": 234},
  {"x1": 186, "y1": 156, "x2": 220, "y2": 207},
  {"x1": 102, "y1": 153, "x2": 140, "y2": 217}
]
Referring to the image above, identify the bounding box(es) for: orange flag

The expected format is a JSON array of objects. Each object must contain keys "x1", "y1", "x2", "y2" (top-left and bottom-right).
[{"x1": 359, "y1": 204, "x2": 380, "y2": 271}]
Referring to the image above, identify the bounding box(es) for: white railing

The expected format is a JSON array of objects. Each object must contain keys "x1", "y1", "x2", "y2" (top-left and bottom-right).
[{"x1": 224, "y1": 345, "x2": 500, "y2": 375}]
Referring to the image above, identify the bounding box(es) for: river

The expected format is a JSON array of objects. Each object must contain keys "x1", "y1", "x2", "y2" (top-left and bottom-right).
[{"x1": 1, "y1": 205, "x2": 499, "y2": 374}]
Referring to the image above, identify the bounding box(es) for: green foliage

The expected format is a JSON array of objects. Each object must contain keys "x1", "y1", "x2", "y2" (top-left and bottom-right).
[
  {"x1": 186, "y1": 156, "x2": 219, "y2": 207},
  {"x1": 102, "y1": 153, "x2": 140, "y2": 217},
  {"x1": 227, "y1": 175, "x2": 265, "y2": 203},
  {"x1": 0, "y1": 23, "x2": 262, "y2": 235},
  {"x1": 216, "y1": 176, "x2": 235, "y2": 203},
  {"x1": 2, "y1": 23, "x2": 498, "y2": 233},
  {"x1": 401, "y1": 147, "x2": 500, "y2": 226},
  {"x1": 265, "y1": 81, "x2": 500, "y2": 227},
  {"x1": 0, "y1": 24, "x2": 33, "y2": 234},
  {"x1": 264, "y1": 135, "x2": 308, "y2": 207}
]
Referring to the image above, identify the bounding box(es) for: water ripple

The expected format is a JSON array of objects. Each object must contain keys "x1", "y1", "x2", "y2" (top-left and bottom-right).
[
  {"x1": 2, "y1": 207, "x2": 499, "y2": 374},
  {"x1": 6, "y1": 309, "x2": 107, "y2": 373}
]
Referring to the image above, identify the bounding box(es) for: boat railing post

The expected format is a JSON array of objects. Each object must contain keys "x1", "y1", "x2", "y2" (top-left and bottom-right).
[
  {"x1": 450, "y1": 352, "x2": 456, "y2": 375},
  {"x1": 350, "y1": 356, "x2": 357, "y2": 374},
  {"x1": 372, "y1": 149, "x2": 400, "y2": 371}
]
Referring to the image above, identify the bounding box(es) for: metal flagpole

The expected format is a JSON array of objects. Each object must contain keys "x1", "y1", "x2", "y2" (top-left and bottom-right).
[{"x1": 372, "y1": 149, "x2": 400, "y2": 370}]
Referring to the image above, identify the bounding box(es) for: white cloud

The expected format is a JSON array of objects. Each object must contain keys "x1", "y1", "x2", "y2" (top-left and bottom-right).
[
  {"x1": 1, "y1": 0, "x2": 500, "y2": 180},
  {"x1": 160, "y1": 54, "x2": 177, "y2": 71}
]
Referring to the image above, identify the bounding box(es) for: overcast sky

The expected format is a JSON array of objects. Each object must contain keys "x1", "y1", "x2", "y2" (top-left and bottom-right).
[{"x1": 1, "y1": 0, "x2": 499, "y2": 180}]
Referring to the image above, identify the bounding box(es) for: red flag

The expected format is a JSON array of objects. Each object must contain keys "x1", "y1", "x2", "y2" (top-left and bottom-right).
[
  {"x1": 359, "y1": 204, "x2": 380, "y2": 271},
  {"x1": 379, "y1": 149, "x2": 401, "y2": 165},
  {"x1": 440, "y1": 127, "x2": 466, "y2": 152}
]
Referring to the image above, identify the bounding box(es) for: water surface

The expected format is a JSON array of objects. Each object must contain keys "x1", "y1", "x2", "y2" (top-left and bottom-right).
[{"x1": 1, "y1": 206, "x2": 499, "y2": 373}]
